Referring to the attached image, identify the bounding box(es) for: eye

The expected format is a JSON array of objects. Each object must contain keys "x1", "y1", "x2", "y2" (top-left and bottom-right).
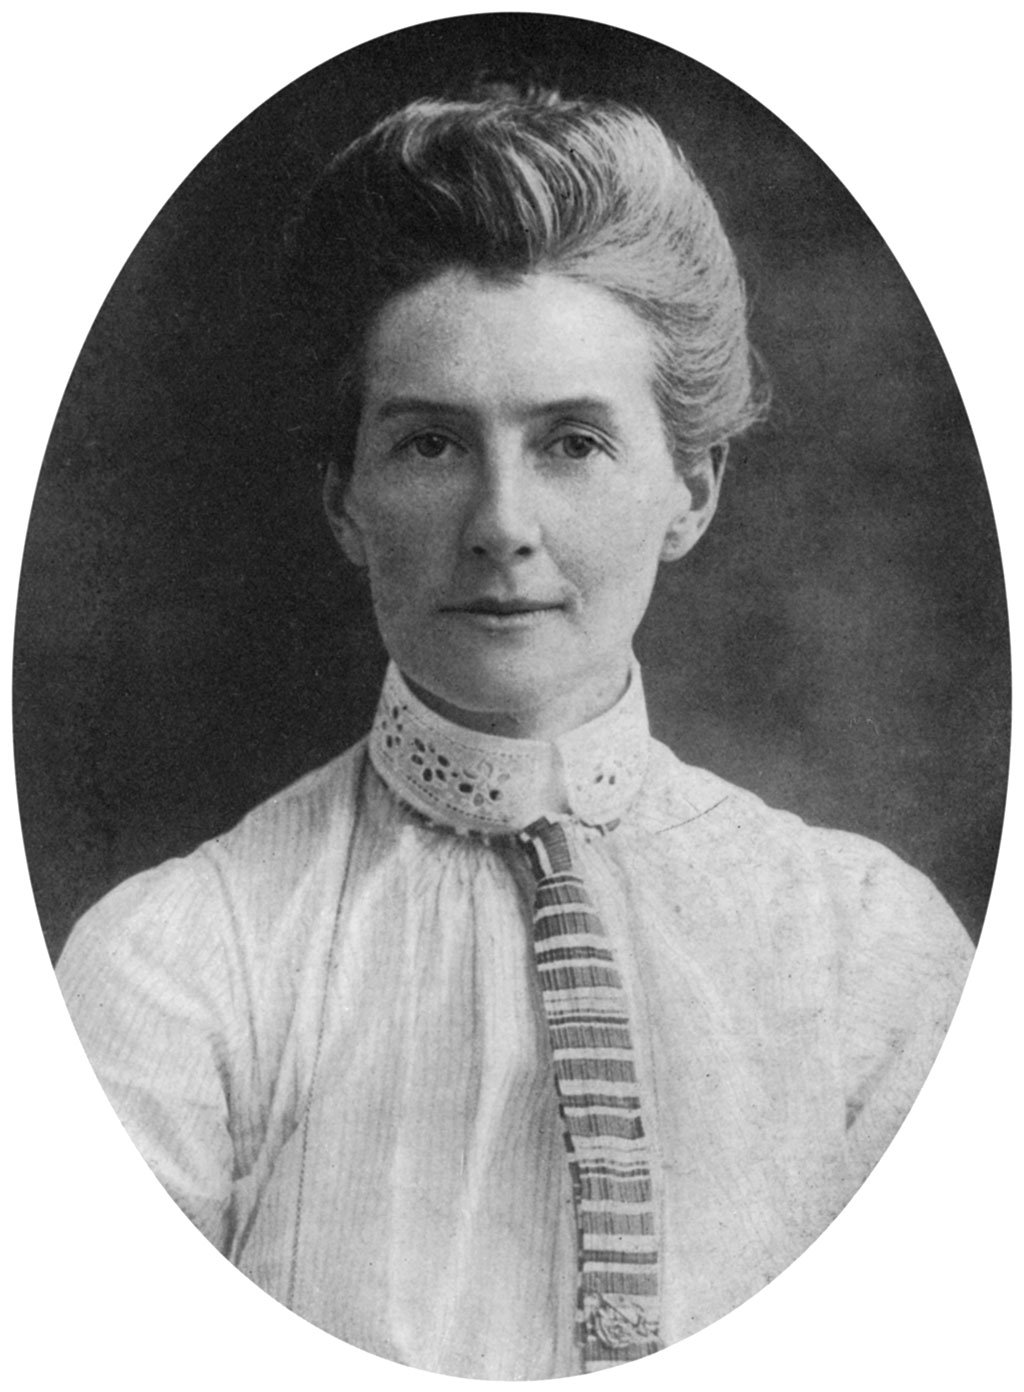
[
  {"x1": 393, "y1": 430, "x2": 459, "y2": 461},
  {"x1": 550, "y1": 432, "x2": 604, "y2": 461},
  {"x1": 408, "y1": 432, "x2": 452, "y2": 459}
]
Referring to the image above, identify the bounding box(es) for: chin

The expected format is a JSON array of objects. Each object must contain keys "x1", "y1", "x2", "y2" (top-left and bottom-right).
[
  {"x1": 432, "y1": 674, "x2": 546, "y2": 720},
  {"x1": 404, "y1": 656, "x2": 560, "y2": 727}
]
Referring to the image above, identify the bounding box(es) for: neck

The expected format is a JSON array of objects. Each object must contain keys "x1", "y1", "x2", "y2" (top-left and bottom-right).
[{"x1": 402, "y1": 666, "x2": 634, "y2": 742}]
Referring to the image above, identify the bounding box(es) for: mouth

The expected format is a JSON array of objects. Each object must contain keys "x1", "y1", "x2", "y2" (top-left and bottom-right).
[
  {"x1": 453, "y1": 598, "x2": 564, "y2": 616},
  {"x1": 441, "y1": 596, "x2": 566, "y2": 628}
]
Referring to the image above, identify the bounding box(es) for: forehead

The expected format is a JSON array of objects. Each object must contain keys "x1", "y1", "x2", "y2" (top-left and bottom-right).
[{"x1": 361, "y1": 269, "x2": 659, "y2": 418}]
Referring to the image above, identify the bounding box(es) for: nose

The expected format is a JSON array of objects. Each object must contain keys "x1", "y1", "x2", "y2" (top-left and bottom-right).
[{"x1": 460, "y1": 444, "x2": 542, "y2": 562}]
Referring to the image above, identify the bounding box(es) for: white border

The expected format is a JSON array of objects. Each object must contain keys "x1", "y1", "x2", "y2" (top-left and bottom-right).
[{"x1": 5, "y1": 5, "x2": 1020, "y2": 1389}]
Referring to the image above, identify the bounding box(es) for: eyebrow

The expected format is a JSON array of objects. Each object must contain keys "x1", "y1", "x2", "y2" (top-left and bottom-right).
[
  {"x1": 374, "y1": 397, "x2": 473, "y2": 422},
  {"x1": 373, "y1": 396, "x2": 620, "y2": 425}
]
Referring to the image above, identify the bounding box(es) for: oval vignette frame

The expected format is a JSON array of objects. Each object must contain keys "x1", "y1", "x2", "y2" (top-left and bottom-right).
[{"x1": 6, "y1": 7, "x2": 1019, "y2": 1392}]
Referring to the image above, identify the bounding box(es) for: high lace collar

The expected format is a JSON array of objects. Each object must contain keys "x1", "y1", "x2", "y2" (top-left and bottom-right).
[{"x1": 368, "y1": 662, "x2": 651, "y2": 836}]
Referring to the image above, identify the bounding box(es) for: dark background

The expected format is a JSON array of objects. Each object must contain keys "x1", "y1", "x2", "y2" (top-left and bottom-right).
[{"x1": 14, "y1": 13, "x2": 1008, "y2": 958}]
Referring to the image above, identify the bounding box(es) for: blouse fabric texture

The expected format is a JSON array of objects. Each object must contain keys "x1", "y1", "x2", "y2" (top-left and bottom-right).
[{"x1": 57, "y1": 665, "x2": 973, "y2": 1379}]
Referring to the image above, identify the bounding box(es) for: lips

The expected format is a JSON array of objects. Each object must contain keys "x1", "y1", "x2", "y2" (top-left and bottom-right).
[
  {"x1": 442, "y1": 595, "x2": 565, "y2": 615},
  {"x1": 439, "y1": 596, "x2": 567, "y2": 629}
]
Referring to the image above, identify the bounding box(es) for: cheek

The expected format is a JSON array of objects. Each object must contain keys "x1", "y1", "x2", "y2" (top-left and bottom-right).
[
  {"x1": 352, "y1": 472, "x2": 458, "y2": 559},
  {"x1": 576, "y1": 500, "x2": 668, "y2": 584},
  {"x1": 354, "y1": 492, "x2": 432, "y2": 573},
  {"x1": 358, "y1": 515, "x2": 454, "y2": 634},
  {"x1": 365, "y1": 543, "x2": 426, "y2": 610}
]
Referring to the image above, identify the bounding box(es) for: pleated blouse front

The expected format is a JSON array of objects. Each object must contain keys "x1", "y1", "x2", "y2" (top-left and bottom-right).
[{"x1": 57, "y1": 669, "x2": 973, "y2": 1378}]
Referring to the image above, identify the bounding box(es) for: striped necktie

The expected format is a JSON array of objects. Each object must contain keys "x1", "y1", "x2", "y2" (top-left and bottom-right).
[{"x1": 518, "y1": 817, "x2": 661, "y2": 1373}]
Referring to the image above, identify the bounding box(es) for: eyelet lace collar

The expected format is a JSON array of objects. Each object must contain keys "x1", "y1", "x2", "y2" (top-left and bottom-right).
[{"x1": 368, "y1": 662, "x2": 650, "y2": 835}]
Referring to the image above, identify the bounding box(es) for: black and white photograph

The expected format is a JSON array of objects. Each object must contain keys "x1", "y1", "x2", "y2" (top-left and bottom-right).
[{"x1": 6, "y1": 6, "x2": 1020, "y2": 1389}]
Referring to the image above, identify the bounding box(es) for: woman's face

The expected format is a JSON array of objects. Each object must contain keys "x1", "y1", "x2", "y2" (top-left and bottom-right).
[{"x1": 327, "y1": 268, "x2": 719, "y2": 739}]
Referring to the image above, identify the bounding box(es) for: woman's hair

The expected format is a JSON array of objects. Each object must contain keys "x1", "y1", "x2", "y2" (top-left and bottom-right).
[{"x1": 286, "y1": 87, "x2": 765, "y2": 476}]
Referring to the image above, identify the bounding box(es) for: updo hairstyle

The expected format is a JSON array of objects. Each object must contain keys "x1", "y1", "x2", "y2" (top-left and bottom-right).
[{"x1": 286, "y1": 87, "x2": 765, "y2": 477}]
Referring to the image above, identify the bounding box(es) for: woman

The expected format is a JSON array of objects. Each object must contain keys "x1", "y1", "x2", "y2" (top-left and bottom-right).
[{"x1": 57, "y1": 88, "x2": 972, "y2": 1378}]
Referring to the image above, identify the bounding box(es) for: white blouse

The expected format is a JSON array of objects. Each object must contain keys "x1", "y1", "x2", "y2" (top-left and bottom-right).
[{"x1": 57, "y1": 664, "x2": 973, "y2": 1378}]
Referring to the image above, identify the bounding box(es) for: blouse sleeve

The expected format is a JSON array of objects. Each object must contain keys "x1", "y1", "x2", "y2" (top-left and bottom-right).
[
  {"x1": 56, "y1": 852, "x2": 250, "y2": 1252},
  {"x1": 830, "y1": 839, "x2": 975, "y2": 1181}
]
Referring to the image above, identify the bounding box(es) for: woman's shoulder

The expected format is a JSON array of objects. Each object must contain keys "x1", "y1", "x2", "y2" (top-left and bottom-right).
[
  {"x1": 641, "y1": 738, "x2": 972, "y2": 961},
  {"x1": 201, "y1": 738, "x2": 368, "y2": 870},
  {"x1": 640, "y1": 737, "x2": 852, "y2": 861},
  {"x1": 59, "y1": 741, "x2": 371, "y2": 979},
  {"x1": 645, "y1": 736, "x2": 912, "y2": 863}
]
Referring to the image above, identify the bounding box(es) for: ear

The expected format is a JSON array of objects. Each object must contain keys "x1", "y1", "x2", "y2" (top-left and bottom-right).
[
  {"x1": 322, "y1": 458, "x2": 368, "y2": 568},
  {"x1": 660, "y1": 445, "x2": 726, "y2": 563}
]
